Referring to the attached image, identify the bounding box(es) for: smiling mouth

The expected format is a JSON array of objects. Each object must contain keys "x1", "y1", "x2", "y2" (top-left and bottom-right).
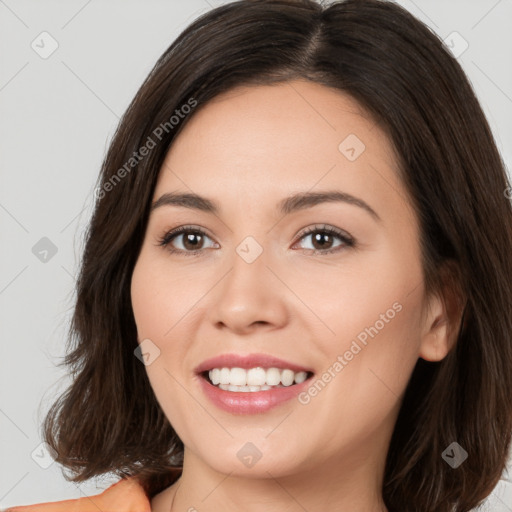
[{"x1": 201, "y1": 367, "x2": 315, "y2": 392}]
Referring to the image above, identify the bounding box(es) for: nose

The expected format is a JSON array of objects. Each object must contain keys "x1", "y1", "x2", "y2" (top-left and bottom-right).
[{"x1": 208, "y1": 246, "x2": 289, "y2": 335}]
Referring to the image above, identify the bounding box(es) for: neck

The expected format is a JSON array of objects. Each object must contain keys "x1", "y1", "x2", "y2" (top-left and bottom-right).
[{"x1": 151, "y1": 448, "x2": 389, "y2": 512}]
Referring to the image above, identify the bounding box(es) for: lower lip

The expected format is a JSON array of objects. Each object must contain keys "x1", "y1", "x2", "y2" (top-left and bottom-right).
[{"x1": 197, "y1": 374, "x2": 313, "y2": 414}]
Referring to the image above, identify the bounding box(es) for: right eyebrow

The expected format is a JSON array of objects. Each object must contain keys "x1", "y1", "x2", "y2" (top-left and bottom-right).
[{"x1": 151, "y1": 192, "x2": 218, "y2": 214}]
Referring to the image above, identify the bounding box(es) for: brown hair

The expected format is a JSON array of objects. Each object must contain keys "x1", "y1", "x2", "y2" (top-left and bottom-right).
[{"x1": 42, "y1": 0, "x2": 512, "y2": 510}]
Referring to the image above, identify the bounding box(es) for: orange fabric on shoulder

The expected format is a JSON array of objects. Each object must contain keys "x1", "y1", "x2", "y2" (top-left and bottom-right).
[{"x1": 5, "y1": 477, "x2": 151, "y2": 512}]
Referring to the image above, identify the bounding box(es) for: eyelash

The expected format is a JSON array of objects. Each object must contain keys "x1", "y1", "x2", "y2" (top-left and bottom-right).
[{"x1": 156, "y1": 224, "x2": 355, "y2": 257}]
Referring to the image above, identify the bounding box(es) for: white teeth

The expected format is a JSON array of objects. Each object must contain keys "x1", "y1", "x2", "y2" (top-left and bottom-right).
[
  {"x1": 230, "y1": 367, "x2": 247, "y2": 386},
  {"x1": 281, "y1": 369, "x2": 295, "y2": 386},
  {"x1": 294, "y1": 371, "x2": 307, "y2": 384},
  {"x1": 211, "y1": 368, "x2": 221, "y2": 385},
  {"x1": 219, "y1": 368, "x2": 230, "y2": 385},
  {"x1": 265, "y1": 367, "x2": 281, "y2": 386},
  {"x1": 247, "y1": 367, "x2": 267, "y2": 386},
  {"x1": 207, "y1": 366, "x2": 310, "y2": 390},
  {"x1": 219, "y1": 383, "x2": 273, "y2": 392}
]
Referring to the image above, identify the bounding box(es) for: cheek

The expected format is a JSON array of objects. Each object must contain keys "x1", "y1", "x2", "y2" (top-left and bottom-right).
[
  {"x1": 292, "y1": 238, "x2": 424, "y2": 350},
  {"x1": 296, "y1": 299, "x2": 423, "y2": 459},
  {"x1": 130, "y1": 249, "x2": 206, "y2": 340},
  {"x1": 299, "y1": 242, "x2": 425, "y2": 418},
  {"x1": 130, "y1": 252, "x2": 208, "y2": 434}
]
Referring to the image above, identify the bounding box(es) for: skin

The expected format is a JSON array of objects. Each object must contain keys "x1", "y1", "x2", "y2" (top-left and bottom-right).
[{"x1": 130, "y1": 79, "x2": 458, "y2": 512}]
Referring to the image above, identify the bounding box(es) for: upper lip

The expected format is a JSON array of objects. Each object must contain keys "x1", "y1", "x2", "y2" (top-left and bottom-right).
[{"x1": 194, "y1": 353, "x2": 314, "y2": 374}]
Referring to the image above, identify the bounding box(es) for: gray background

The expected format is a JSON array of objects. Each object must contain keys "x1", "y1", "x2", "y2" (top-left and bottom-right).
[{"x1": 1, "y1": 0, "x2": 511, "y2": 509}]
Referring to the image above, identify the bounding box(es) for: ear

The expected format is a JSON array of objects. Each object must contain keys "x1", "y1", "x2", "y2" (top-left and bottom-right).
[{"x1": 419, "y1": 261, "x2": 466, "y2": 362}]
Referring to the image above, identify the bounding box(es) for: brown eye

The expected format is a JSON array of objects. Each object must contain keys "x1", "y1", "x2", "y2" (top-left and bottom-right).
[
  {"x1": 295, "y1": 225, "x2": 355, "y2": 255},
  {"x1": 179, "y1": 231, "x2": 205, "y2": 250},
  {"x1": 157, "y1": 226, "x2": 217, "y2": 255},
  {"x1": 309, "y1": 232, "x2": 336, "y2": 251}
]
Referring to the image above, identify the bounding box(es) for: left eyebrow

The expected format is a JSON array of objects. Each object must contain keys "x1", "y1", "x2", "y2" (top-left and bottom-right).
[
  {"x1": 277, "y1": 190, "x2": 381, "y2": 222},
  {"x1": 151, "y1": 190, "x2": 381, "y2": 222}
]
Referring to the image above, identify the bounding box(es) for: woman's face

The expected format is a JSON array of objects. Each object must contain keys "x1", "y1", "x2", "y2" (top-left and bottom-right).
[{"x1": 130, "y1": 80, "x2": 448, "y2": 482}]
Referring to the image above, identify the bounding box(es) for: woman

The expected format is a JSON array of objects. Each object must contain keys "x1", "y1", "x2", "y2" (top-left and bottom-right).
[{"x1": 6, "y1": 0, "x2": 512, "y2": 511}]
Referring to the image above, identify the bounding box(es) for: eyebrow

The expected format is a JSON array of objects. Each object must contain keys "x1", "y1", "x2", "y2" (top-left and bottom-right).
[{"x1": 151, "y1": 190, "x2": 381, "y2": 222}]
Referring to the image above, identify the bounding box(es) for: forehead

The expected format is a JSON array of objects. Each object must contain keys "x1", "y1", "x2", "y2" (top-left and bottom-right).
[{"x1": 153, "y1": 80, "x2": 409, "y2": 221}]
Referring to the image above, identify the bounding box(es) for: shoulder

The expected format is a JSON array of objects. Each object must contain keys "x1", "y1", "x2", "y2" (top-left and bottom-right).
[{"x1": 3, "y1": 477, "x2": 150, "y2": 512}]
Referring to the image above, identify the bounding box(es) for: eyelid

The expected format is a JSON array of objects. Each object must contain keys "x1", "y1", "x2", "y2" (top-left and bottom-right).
[
  {"x1": 294, "y1": 224, "x2": 354, "y2": 243},
  {"x1": 292, "y1": 224, "x2": 355, "y2": 253},
  {"x1": 155, "y1": 224, "x2": 217, "y2": 251}
]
